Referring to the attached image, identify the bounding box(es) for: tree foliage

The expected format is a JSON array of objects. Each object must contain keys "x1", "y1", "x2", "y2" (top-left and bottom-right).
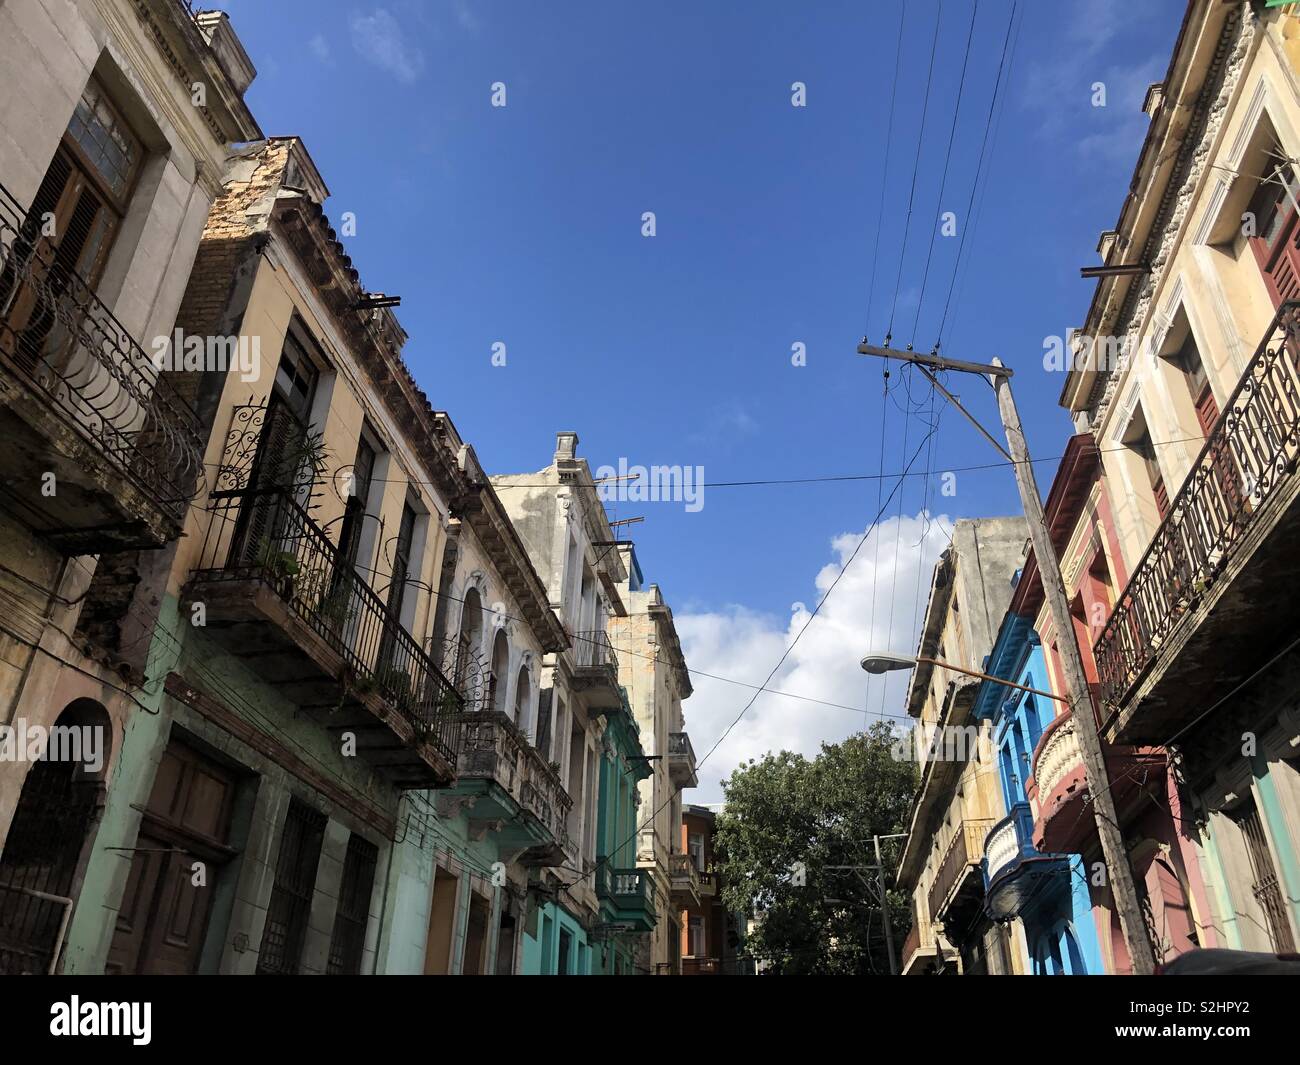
[{"x1": 716, "y1": 722, "x2": 917, "y2": 974}]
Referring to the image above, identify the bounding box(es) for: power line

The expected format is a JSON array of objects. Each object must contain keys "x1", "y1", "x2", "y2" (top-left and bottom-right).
[
  {"x1": 910, "y1": 0, "x2": 980, "y2": 347},
  {"x1": 936, "y1": 0, "x2": 1019, "y2": 348},
  {"x1": 886, "y1": 0, "x2": 943, "y2": 343},
  {"x1": 865, "y1": 0, "x2": 907, "y2": 336},
  {"x1": 699, "y1": 418, "x2": 940, "y2": 767},
  {"x1": 194, "y1": 420, "x2": 1267, "y2": 493}
]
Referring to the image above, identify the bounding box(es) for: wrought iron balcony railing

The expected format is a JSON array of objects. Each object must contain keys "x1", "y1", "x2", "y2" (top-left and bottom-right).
[
  {"x1": 574, "y1": 629, "x2": 618, "y2": 670},
  {"x1": 1094, "y1": 300, "x2": 1300, "y2": 714},
  {"x1": 192, "y1": 484, "x2": 462, "y2": 763},
  {"x1": 0, "y1": 180, "x2": 203, "y2": 523},
  {"x1": 668, "y1": 731, "x2": 695, "y2": 760}
]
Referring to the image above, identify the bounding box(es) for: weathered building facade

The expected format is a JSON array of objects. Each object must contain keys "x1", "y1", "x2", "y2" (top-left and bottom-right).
[
  {"x1": 610, "y1": 543, "x2": 696, "y2": 974},
  {"x1": 592, "y1": 689, "x2": 656, "y2": 975},
  {"x1": 0, "y1": 0, "x2": 258, "y2": 974},
  {"x1": 976, "y1": 435, "x2": 1214, "y2": 973},
  {"x1": 54, "y1": 135, "x2": 480, "y2": 974},
  {"x1": 492, "y1": 434, "x2": 632, "y2": 974},
  {"x1": 895, "y1": 518, "x2": 1028, "y2": 976},
  {"x1": 1063, "y1": 0, "x2": 1300, "y2": 957},
  {"x1": 678, "y1": 803, "x2": 746, "y2": 975}
]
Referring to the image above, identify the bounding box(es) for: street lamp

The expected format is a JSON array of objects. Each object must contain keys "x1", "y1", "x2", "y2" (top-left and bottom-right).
[{"x1": 860, "y1": 652, "x2": 1067, "y2": 702}]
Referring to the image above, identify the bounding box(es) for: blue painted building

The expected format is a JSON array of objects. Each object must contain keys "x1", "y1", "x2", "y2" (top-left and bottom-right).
[{"x1": 975, "y1": 613, "x2": 1104, "y2": 975}]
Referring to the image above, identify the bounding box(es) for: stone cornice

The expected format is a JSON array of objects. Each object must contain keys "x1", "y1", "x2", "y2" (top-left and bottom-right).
[{"x1": 1070, "y1": 5, "x2": 1256, "y2": 429}]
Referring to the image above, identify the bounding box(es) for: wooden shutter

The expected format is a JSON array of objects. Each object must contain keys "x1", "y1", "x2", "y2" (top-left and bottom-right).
[{"x1": 1249, "y1": 172, "x2": 1300, "y2": 308}]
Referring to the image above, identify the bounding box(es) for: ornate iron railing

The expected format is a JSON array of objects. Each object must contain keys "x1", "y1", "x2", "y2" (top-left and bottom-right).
[
  {"x1": 927, "y1": 818, "x2": 992, "y2": 923},
  {"x1": 192, "y1": 484, "x2": 462, "y2": 763},
  {"x1": 0, "y1": 180, "x2": 204, "y2": 522},
  {"x1": 668, "y1": 731, "x2": 695, "y2": 760},
  {"x1": 574, "y1": 629, "x2": 617, "y2": 670},
  {"x1": 1094, "y1": 301, "x2": 1300, "y2": 713}
]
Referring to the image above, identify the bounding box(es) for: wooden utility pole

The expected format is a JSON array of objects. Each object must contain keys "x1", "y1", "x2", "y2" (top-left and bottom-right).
[{"x1": 857, "y1": 343, "x2": 1158, "y2": 975}]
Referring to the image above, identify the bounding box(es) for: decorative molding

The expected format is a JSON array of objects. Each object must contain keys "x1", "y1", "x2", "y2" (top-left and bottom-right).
[{"x1": 1091, "y1": 9, "x2": 1255, "y2": 430}]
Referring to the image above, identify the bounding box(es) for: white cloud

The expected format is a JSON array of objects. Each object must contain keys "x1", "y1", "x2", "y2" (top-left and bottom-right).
[
  {"x1": 1021, "y1": 0, "x2": 1167, "y2": 161},
  {"x1": 677, "y1": 511, "x2": 953, "y2": 803},
  {"x1": 309, "y1": 34, "x2": 331, "y2": 64},
  {"x1": 455, "y1": 1, "x2": 483, "y2": 34},
  {"x1": 349, "y1": 8, "x2": 425, "y2": 85}
]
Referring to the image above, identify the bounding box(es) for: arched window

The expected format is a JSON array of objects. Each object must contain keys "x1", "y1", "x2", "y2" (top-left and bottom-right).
[
  {"x1": 0, "y1": 700, "x2": 112, "y2": 974},
  {"x1": 490, "y1": 629, "x2": 510, "y2": 715},
  {"x1": 513, "y1": 667, "x2": 531, "y2": 734},
  {"x1": 453, "y1": 587, "x2": 485, "y2": 697}
]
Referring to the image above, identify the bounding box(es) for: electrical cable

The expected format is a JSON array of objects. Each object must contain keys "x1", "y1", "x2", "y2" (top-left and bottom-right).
[
  {"x1": 910, "y1": 0, "x2": 979, "y2": 347},
  {"x1": 886, "y1": 0, "x2": 943, "y2": 344}
]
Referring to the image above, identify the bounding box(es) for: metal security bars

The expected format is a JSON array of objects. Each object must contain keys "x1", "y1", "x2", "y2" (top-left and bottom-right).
[
  {"x1": 257, "y1": 800, "x2": 326, "y2": 975},
  {"x1": 327, "y1": 835, "x2": 379, "y2": 975},
  {"x1": 1094, "y1": 301, "x2": 1300, "y2": 714},
  {"x1": 0, "y1": 179, "x2": 204, "y2": 521},
  {"x1": 194, "y1": 404, "x2": 464, "y2": 766}
]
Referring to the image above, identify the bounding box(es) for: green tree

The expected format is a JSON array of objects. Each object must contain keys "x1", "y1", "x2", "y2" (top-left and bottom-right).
[{"x1": 716, "y1": 721, "x2": 916, "y2": 974}]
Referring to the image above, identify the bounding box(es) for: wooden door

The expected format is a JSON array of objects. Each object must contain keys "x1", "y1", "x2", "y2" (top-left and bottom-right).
[{"x1": 106, "y1": 739, "x2": 238, "y2": 975}]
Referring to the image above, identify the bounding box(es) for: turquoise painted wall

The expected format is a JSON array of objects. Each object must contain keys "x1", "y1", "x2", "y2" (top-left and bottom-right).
[{"x1": 522, "y1": 901, "x2": 591, "y2": 974}]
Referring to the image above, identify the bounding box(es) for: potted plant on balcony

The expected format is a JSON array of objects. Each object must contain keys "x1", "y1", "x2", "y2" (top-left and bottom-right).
[
  {"x1": 253, "y1": 537, "x2": 300, "y2": 598},
  {"x1": 317, "y1": 583, "x2": 358, "y2": 632}
]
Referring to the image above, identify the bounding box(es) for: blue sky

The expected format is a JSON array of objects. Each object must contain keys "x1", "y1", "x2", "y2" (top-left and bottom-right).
[{"x1": 218, "y1": 0, "x2": 1183, "y2": 799}]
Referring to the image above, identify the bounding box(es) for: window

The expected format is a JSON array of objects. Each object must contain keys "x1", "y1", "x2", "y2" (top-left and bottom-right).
[
  {"x1": 1173, "y1": 335, "x2": 1219, "y2": 437},
  {"x1": 513, "y1": 667, "x2": 531, "y2": 733},
  {"x1": 688, "y1": 831, "x2": 705, "y2": 872},
  {"x1": 1131, "y1": 427, "x2": 1168, "y2": 519},
  {"x1": 66, "y1": 81, "x2": 141, "y2": 202},
  {"x1": 557, "y1": 928, "x2": 572, "y2": 975},
  {"x1": 5, "y1": 83, "x2": 141, "y2": 373},
  {"x1": 1246, "y1": 159, "x2": 1300, "y2": 306},
  {"x1": 257, "y1": 799, "x2": 327, "y2": 974},
  {"x1": 337, "y1": 431, "x2": 378, "y2": 566},
  {"x1": 327, "y1": 835, "x2": 378, "y2": 975},
  {"x1": 386, "y1": 502, "x2": 418, "y2": 624},
  {"x1": 688, "y1": 916, "x2": 704, "y2": 957},
  {"x1": 1229, "y1": 797, "x2": 1295, "y2": 952},
  {"x1": 490, "y1": 630, "x2": 510, "y2": 715},
  {"x1": 275, "y1": 328, "x2": 320, "y2": 423}
]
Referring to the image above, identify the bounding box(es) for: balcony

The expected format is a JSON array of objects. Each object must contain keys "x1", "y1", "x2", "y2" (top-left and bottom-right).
[
  {"x1": 448, "y1": 710, "x2": 573, "y2": 865},
  {"x1": 184, "y1": 430, "x2": 462, "y2": 786},
  {"x1": 1093, "y1": 301, "x2": 1300, "y2": 744},
  {"x1": 669, "y1": 852, "x2": 701, "y2": 907},
  {"x1": 900, "y1": 918, "x2": 959, "y2": 976},
  {"x1": 0, "y1": 181, "x2": 203, "y2": 552},
  {"x1": 1029, "y1": 710, "x2": 1164, "y2": 855},
  {"x1": 697, "y1": 870, "x2": 717, "y2": 898},
  {"x1": 571, "y1": 629, "x2": 622, "y2": 708},
  {"x1": 681, "y1": 957, "x2": 722, "y2": 975},
  {"x1": 982, "y1": 802, "x2": 1070, "y2": 920},
  {"x1": 596, "y1": 863, "x2": 657, "y2": 931},
  {"x1": 926, "y1": 818, "x2": 993, "y2": 933},
  {"x1": 668, "y1": 731, "x2": 698, "y2": 789}
]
